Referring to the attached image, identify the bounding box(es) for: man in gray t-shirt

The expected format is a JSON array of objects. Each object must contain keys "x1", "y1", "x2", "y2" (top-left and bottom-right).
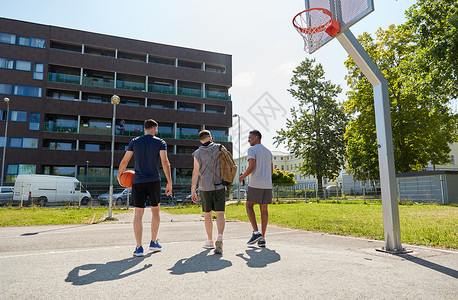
[
  {"x1": 191, "y1": 130, "x2": 226, "y2": 254},
  {"x1": 239, "y1": 130, "x2": 273, "y2": 248}
]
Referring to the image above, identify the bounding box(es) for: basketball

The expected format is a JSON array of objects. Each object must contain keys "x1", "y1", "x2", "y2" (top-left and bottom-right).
[{"x1": 120, "y1": 170, "x2": 135, "y2": 188}]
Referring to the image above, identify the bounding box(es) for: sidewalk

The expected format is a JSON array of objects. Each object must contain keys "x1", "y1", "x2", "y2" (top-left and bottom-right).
[{"x1": 0, "y1": 210, "x2": 456, "y2": 299}]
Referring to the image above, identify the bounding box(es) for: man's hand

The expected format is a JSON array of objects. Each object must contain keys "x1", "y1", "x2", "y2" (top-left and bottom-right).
[
  {"x1": 239, "y1": 175, "x2": 244, "y2": 183},
  {"x1": 117, "y1": 175, "x2": 122, "y2": 186},
  {"x1": 191, "y1": 192, "x2": 199, "y2": 204},
  {"x1": 165, "y1": 182, "x2": 172, "y2": 196}
]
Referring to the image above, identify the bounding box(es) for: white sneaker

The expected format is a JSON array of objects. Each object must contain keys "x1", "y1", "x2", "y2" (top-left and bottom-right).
[{"x1": 203, "y1": 240, "x2": 215, "y2": 249}]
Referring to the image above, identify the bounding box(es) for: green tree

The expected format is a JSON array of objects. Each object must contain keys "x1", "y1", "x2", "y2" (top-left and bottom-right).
[
  {"x1": 271, "y1": 169, "x2": 296, "y2": 201},
  {"x1": 274, "y1": 58, "x2": 348, "y2": 198},
  {"x1": 344, "y1": 25, "x2": 457, "y2": 181},
  {"x1": 402, "y1": 0, "x2": 458, "y2": 98}
]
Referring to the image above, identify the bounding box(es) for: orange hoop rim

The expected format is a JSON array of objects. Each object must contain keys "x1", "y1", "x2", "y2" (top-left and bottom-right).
[{"x1": 292, "y1": 8, "x2": 333, "y2": 35}]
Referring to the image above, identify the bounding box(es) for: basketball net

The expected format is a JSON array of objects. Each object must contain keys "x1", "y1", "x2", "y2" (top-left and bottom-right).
[{"x1": 292, "y1": 8, "x2": 336, "y2": 53}]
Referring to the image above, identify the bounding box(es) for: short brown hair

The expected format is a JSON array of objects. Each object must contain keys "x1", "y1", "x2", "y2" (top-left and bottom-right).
[
  {"x1": 144, "y1": 119, "x2": 158, "y2": 129},
  {"x1": 198, "y1": 130, "x2": 211, "y2": 140}
]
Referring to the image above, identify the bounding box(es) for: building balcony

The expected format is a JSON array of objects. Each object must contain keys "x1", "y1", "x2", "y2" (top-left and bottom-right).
[
  {"x1": 47, "y1": 73, "x2": 80, "y2": 85},
  {"x1": 43, "y1": 122, "x2": 78, "y2": 133},
  {"x1": 82, "y1": 76, "x2": 114, "y2": 88},
  {"x1": 206, "y1": 91, "x2": 231, "y2": 101},
  {"x1": 212, "y1": 134, "x2": 232, "y2": 142},
  {"x1": 177, "y1": 87, "x2": 203, "y2": 98},
  {"x1": 116, "y1": 80, "x2": 146, "y2": 92},
  {"x1": 157, "y1": 130, "x2": 174, "y2": 139},
  {"x1": 148, "y1": 84, "x2": 175, "y2": 95}
]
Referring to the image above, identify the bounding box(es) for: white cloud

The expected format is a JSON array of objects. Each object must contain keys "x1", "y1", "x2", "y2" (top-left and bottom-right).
[
  {"x1": 276, "y1": 62, "x2": 296, "y2": 75},
  {"x1": 233, "y1": 72, "x2": 255, "y2": 87}
]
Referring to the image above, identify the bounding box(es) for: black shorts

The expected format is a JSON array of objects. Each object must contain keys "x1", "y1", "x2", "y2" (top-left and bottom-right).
[{"x1": 132, "y1": 180, "x2": 161, "y2": 208}]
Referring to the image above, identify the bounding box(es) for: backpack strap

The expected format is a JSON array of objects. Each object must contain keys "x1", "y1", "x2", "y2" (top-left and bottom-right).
[{"x1": 213, "y1": 144, "x2": 222, "y2": 186}]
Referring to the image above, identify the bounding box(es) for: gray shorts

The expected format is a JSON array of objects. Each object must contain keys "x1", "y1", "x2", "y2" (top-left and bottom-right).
[{"x1": 247, "y1": 187, "x2": 272, "y2": 204}]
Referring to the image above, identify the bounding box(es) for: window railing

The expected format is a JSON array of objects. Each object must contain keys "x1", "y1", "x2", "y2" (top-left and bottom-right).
[
  {"x1": 148, "y1": 84, "x2": 175, "y2": 95},
  {"x1": 82, "y1": 76, "x2": 114, "y2": 88},
  {"x1": 79, "y1": 126, "x2": 112, "y2": 135},
  {"x1": 157, "y1": 130, "x2": 174, "y2": 139},
  {"x1": 43, "y1": 122, "x2": 78, "y2": 133},
  {"x1": 116, "y1": 80, "x2": 146, "y2": 92},
  {"x1": 177, "y1": 87, "x2": 203, "y2": 98},
  {"x1": 206, "y1": 91, "x2": 231, "y2": 101},
  {"x1": 211, "y1": 134, "x2": 232, "y2": 142},
  {"x1": 116, "y1": 127, "x2": 144, "y2": 137},
  {"x1": 47, "y1": 73, "x2": 80, "y2": 85},
  {"x1": 176, "y1": 132, "x2": 200, "y2": 140}
]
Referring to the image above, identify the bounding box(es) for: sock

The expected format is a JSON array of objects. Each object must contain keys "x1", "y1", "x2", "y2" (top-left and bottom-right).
[
  {"x1": 217, "y1": 234, "x2": 223, "y2": 240},
  {"x1": 254, "y1": 231, "x2": 260, "y2": 235}
]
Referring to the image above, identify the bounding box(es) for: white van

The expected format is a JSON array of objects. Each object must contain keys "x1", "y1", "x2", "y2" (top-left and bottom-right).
[{"x1": 13, "y1": 174, "x2": 91, "y2": 206}]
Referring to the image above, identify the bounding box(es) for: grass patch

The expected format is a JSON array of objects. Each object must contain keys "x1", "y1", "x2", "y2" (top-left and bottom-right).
[
  {"x1": 0, "y1": 207, "x2": 127, "y2": 226},
  {"x1": 163, "y1": 201, "x2": 458, "y2": 249}
]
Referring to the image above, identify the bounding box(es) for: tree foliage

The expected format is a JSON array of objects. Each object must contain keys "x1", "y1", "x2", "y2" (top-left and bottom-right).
[
  {"x1": 274, "y1": 58, "x2": 348, "y2": 197},
  {"x1": 271, "y1": 169, "x2": 296, "y2": 187},
  {"x1": 344, "y1": 24, "x2": 458, "y2": 181}
]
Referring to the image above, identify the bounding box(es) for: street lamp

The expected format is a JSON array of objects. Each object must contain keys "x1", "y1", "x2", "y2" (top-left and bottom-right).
[
  {"x1": 85, "y1": 160, "x2": 89, "y2": 192},
  {"x1": 1, "y1": 97, "x2": 10, "y2": 187},
  {"x1": 232, "y1": 114, "x2": 241, "y2": 203},
  {"x1": 107, "y1": 95, "x2": 120, "y2": 220}
]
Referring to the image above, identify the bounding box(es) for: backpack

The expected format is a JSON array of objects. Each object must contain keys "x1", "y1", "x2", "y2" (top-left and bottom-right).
[{"x1": 213, "y1": 144, "x2": 237, "y2": 186}]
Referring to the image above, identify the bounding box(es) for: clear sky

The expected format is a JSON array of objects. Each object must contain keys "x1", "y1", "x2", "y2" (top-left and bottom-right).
[{"x1": 1, "y1": 0, "x2": 417, "y2": 157}]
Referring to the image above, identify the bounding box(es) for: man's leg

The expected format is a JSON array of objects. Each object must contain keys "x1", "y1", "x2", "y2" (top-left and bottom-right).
[
  {"x1": 260, "y1": 204, "x2": 269, "y2": 237},
  {"x1": 134, "y1": 207, "x2": 145, "y2": 247},
  {"x1": 215, "y1": 211, "x2": 225, "y2": 236},
  {"x1": 204, "y1": 211, "x2": 213, "y2": 240},
  {"x1": 246, "y1": 201, "x2": 259, "y2": 232},
  {"x1": 150, "y1": 205, "x2": 160, "y2": 242}
]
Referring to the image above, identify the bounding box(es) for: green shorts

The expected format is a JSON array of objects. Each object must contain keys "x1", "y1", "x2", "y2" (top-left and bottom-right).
[{"x1": 200, "y1": 188, "x2": 226, "y2": 212}]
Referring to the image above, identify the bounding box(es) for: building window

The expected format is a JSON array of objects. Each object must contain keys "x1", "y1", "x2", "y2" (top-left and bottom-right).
[
  {"x1": 6, "y1": 164, "x2": 36, "y2": 182},
  {"x1": 15, "y1": 60, "x2": 32, "y2": 71},
  {"x1": 49, "y1": 141, "x2": 72, "y2": 150},
  {"x1": 0, "y1": 58, "x2": 14, "y2": 69},
  {"x1": 281, "y1": 166, "x2": 284, "y2": 171},
  {"x1": 10, "y1": 111, "x2": 27, "y2": 122},
  {"x1": 50, "y1": 166, "x2": 75, "y2": 176},
  {"x1": 13, "y1": 85, "x2": 42, "y2": 97},
  {"x1": 33, "y1": 63, "x2": 44, "y2": 80},
  {"x1": 9, "y1": 137, "x2": 38, "y2": 148},
  {"x1": 17, "y1": 36, "x2": 46, "y2": 48},
  {"x1": 0, "y1": 83, "x2": 12, "y2": 95},
  {"x1": 85, "y1": 144, "x2": 101, "y2": 151},
  {"x1": 451, "y1": 155, "x2": 456, "y2": 166},
  {"x1": 0, "y1": 136, "x2": 4, "y2": 147},
  {"x1": 29, "y1": 112, "x2": 40, "y2": 130},
  {"x1": 0, "y1": 32, "x2": 16, "y2": 45}
]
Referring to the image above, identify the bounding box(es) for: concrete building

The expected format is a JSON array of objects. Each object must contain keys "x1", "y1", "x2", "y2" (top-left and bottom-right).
[{"x1": 0, "y1": 18, "x2": 232, "y2": 195}]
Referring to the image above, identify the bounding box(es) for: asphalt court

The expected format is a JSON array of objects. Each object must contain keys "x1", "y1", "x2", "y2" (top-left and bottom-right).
[{"x1": 0, "y1": 211, "x2": 456, "y2": 299}]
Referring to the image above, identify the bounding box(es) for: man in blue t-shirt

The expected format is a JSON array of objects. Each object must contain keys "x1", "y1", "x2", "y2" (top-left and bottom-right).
[{"x1": 117, "y1": 119, "x2": 172, "y2": 257}]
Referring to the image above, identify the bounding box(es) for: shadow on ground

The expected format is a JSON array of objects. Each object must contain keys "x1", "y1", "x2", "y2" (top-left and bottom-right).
[
  {"x1": 168, "y1": 250, "x2": 232, "y2": 275},
  {"x1": 65, "y1": 253, "x2": 154, "y2": 285},
  {"x1": 236, "y1": 247, "x2": 281, "y2": 268}
]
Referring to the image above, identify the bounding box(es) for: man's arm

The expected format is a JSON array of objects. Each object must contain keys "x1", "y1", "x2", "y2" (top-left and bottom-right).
[
  {"x1": 160, "y1": 150, "x2": 173, "y2": 196},
  {"x1": 191, "y1": 157, "x2": 200, "y2": 203},
  {"x1": 239, "y1": 158, "x2": 256, "y2": 183},
  {"x1": 271, "y1": 162, "x2": 274, "y2": 175},
  {"x1": 117, "y1": 151, "x2": 133, "y2": 186}
]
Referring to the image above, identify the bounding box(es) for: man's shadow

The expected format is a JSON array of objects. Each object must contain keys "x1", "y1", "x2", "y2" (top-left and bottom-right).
[
  {"x1": 168, "y1": 250, "x2": 232, "y2": 275},
  {"x1": 236, "y1": 247, "x2": 281, "y2": 268},
  {"x1": 65, "y1": 253, "x2": 153, "y2": 285}
]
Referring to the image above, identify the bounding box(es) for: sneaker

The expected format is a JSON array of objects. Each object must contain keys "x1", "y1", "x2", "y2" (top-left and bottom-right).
[
  {"x1": 215, "y1": 240, "x2": 223, "y2": 254},
  {"x1": 133, "y1": 246, "x2": 144, "y2": 257},
  {"x1": 247, "y1": 232, "x2": 263, "y2": 245},
  {"x1": 258, "y1": 238, "x2": 266, "y2": 248},
  {"x1": 203, "y1": 240, "x2": 215, "y2": 249},
  {"x1": 149, "y1": 240, "x2": 162, "y2": 252}
]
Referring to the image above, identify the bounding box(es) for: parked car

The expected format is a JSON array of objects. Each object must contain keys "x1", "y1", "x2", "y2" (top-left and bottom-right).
[
  {"x1": 0, "y1": 186, "x2": 14, "y2": 205},
  {"x1": 174, "y1": 193, "x2": 193, "y2": 205},
  {"x1": 97, "y1": 188, "x2": 131, "y2": 205},
  {"x1": 233, "y1": 188, "x2": 247, "y2": 199}
]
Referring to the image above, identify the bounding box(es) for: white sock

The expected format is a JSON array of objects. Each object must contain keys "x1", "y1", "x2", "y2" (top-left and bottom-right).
[{"x1": 254, "y1": 231, "x2": 260, "y2": 235}]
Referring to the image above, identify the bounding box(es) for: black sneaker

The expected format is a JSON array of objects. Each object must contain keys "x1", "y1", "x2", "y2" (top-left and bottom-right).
[
  {"x1": 247, "y1": 232, "x2": 263, "y2": 245},
  {"x1": 258, "y1": 238, "x2": 266, "y2": 247}
]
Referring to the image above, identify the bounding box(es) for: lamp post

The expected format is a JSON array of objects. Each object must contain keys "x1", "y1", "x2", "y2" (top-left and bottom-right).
[
  {"x1": 107, "y1": 95, "x2": 120, "y2": 220},
  {"x1": 85, "y1": 160, "x2": 89, "y2": 191},
  {"x1": 1, "y1": 97, "x2": 10, "y2": 187},
  {"x1": 232, "y1": 114, "x2": 241, "y2": 203}
]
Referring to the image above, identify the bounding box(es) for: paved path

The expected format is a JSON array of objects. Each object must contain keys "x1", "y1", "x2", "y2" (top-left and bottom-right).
[{"x1": 0, "y1": 209, "x2": 456, "y2": 299}]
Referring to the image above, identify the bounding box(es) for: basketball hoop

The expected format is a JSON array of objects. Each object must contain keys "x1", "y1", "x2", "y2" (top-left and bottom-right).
[{"x1": 292, "y1": 8, "x2": 340, "y2": 53}]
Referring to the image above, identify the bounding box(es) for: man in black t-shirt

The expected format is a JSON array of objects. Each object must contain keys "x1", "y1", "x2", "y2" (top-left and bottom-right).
[{"x1": 117, "y1": 119, "x2": 172, "y2": 257}]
